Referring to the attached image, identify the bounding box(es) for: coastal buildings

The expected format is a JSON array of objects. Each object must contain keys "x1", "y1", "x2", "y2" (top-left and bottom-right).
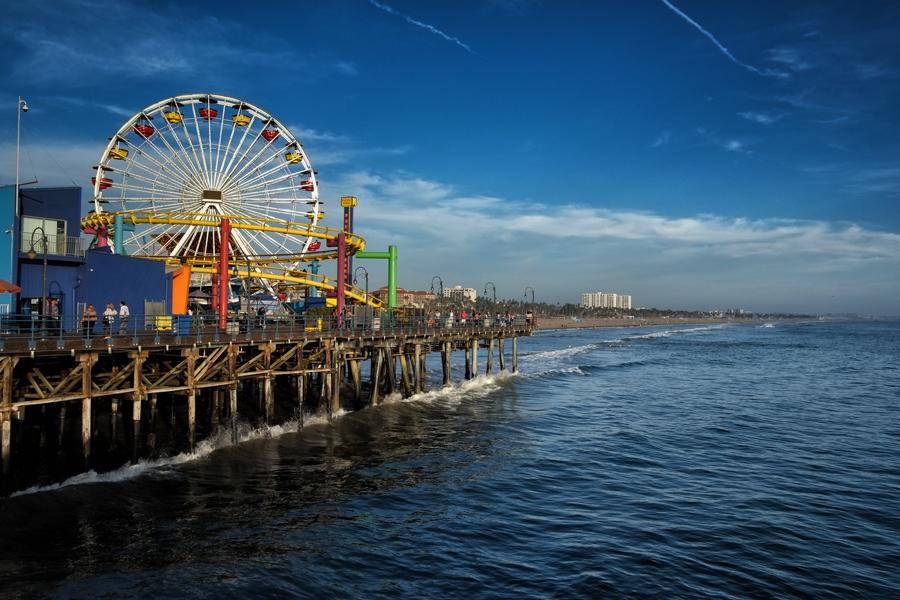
[
  {"x1": 443, "y1": 285, "x2": 477, "y2": 302},
  {"x1": 373, "y1": 286, "x2": 435, "y2": 308},
  {"x1": 581, "y1": 291, "x2": 633, "y2": 310}
]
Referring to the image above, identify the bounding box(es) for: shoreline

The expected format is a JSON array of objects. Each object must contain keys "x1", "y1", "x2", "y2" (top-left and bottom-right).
[{"x1": 533, "y1": 316, "x2": 750, "y2": 331}]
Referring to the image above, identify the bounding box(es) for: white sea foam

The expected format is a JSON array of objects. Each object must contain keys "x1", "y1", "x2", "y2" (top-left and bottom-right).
[
  {"x1": 759, "y1": 322, "x2": 776, "y2": 328},
  {"x1": 12, "y1": 375, "x2": 506, "y2": 496},
  {"x1": 625, "y1": 324, "x2": 727, "y2": 340}
]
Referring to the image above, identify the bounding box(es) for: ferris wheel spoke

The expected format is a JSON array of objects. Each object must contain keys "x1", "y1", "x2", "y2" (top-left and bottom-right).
[
  {"x1": 147, "y1": 123, "x2": 205, "y2": 187},
  {"x1": 212, "y1": 108, "x2": 230, "y2": 185},
  {"x1": 220, "y1": 135, "x2": 275, "y2": 187},
  {"x1": 230, "y1": 160, "x2": 300, "y2": 192},
  {"x1": 216, "y1": 114, "x2": 257, "y2": 189},
  {"x1": 162, "y1": 118, "x2": 207, "y2": 185},
  {"x1": 181, "y1": 108, "x2": 210, "y2": 188},
  {"x1": 134, "y1": 131, "x2": 197, "y2": 186},
  {"x1": 189, "y1": 103, "x2": 212, "y2": 187},
  {"x1": 225, "y1": 141, "x2": 285, "y2": 189},
  {"x1": 129, "y1": 131, "x2": 198, "y2": 188}
]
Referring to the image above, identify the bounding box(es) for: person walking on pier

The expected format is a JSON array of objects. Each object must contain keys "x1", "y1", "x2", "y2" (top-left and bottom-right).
[
  {"x1": 102, "y1": 303, "x2": 116, "y2": 338},
  {"x1": 118, "y1": 300, "x2": 130, "y2": 335},
  {"x1": 82, "y1": 304, "x2": 97, "y2": 338}
]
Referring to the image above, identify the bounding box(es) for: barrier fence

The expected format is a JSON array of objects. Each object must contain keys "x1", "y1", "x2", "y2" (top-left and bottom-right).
[{"x1": 0, "y1": 312, "x2": 535, "y2": 350}]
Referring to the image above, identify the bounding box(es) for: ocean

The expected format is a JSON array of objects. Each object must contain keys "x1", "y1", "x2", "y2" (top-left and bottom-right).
[{"x1": 1, "y1": 320, "x2": 898, "y2": 598}]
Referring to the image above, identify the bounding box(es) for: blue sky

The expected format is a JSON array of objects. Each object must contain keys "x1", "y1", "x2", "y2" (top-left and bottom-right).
[{"x1": 2, "y1": 0, "x2": 899, "y2": 314}]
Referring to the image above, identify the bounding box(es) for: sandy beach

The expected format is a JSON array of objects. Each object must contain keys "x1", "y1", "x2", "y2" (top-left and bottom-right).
[{"x1": 535, "y1": 316, "x2": 742, "y2": 330}]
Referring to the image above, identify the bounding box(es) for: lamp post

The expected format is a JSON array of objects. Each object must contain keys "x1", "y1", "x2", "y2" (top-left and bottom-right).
[
  {"x1": 353, "y1": 266, "x2": 369, "y2": 304},
  {"x1": 484, "y1": 281, "x2": 496, "y2": 303},
  {"x1": 524, "y1": 286, "x2": 535, "y2": 325},
  {"x1": 27, "y1": 226, "x2": 48, "y2": 319},
  {"x1": 15, "y1": 96, "x2": 28, "y2": 219},
  {"x1": 430, "y1": 275, "x2": 443, "y2": 298}
]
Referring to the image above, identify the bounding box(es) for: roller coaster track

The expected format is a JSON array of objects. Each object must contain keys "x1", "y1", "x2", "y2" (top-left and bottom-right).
[{"x1": 81, "y1": 210, "x2": 383, "y2": 308}]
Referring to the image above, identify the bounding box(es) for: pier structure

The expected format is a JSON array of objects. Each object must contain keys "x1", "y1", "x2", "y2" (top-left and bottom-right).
[{"x1": 0, "y1": 318, "x2": 532, "y2": 489}]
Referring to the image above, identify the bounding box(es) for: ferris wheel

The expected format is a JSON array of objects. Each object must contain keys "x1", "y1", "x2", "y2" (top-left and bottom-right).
[{"x1": 91, "y1": 93, "x2": 322, "y2": 266}]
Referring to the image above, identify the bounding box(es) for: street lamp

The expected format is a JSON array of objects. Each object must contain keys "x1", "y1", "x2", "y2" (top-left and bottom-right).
[
  {"x1": 484, "y1": 281, "x2": 496, "y2": 303},
  {"x1": 27, "y1": 226, "x2": 48, "y2": 319},
  {"x1": 524, "y1": 286, "x2": 535, "y2": 326},
  {"x1": 353, "y1": 266, "x2": 369, "y2": 304},
  {"x1": 430, "y1": 275, "x2": 443, "y2": 298},
  {"x1": 15, "y1": 96, "x2": 28, "y2": 219}
]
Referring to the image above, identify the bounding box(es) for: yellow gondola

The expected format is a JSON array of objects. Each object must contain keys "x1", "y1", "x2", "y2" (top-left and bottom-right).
[
  {"x1": 285, "y1": 151, "x2": 304, "y2": 164},
  {"x1": 109, "y1": 147, "x2": 129, "y2": 160},
  {"x1": 232, "y1": 114, "x2": 251, "y2": 126},
  {"x1": 164, "y1": 111, "x2": 183, "y2": 123},
  {"x1": 305, "y1": 211, "x2": 325, "y2": 220}
]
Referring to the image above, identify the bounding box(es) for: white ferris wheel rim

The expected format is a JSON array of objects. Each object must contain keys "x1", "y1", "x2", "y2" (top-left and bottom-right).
[{"x1": 91, "y1": 93, "x2": 320, "y2": 263}]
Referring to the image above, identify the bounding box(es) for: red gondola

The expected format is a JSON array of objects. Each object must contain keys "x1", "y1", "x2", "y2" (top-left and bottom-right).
[
  {"x1": 133, "y1": 123, "x2": 155, "y2": 138},
  {"x1": 199, "y1": 107, "x2": 218, "y2": 120},
  {"x1": 92, "y1": 176, "x2": 113, "y2": 190},
  {"x1": 261, "y1": 128, "x2": 280, "y2": 142},
  {"x1": 300, "y1": 180, "x2": 315, "y2": 191},
  {"x1": 308, "y1": 241, "x2": 321, "y2": 251}
]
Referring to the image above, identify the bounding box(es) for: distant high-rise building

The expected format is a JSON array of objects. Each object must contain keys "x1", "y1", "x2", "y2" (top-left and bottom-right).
[
  {"x1": 443, "y1": 285, "x2": 477, "y2": 302},
  {"x1": 581, "y1": 290, "x2": 632, "y2": 309}
]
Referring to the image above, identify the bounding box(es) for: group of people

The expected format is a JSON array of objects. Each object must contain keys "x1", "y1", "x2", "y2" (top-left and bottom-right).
[
  {"x1": 81, "y1": 301, "x2": 129, "y2": 338},
  {"x1": 429, "y1": 310, "x2": 523, "y2": 328}
]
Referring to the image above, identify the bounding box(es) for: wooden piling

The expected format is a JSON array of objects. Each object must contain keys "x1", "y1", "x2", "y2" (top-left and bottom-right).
[
  {"x1": 512, "y1": 337, "x2": 518, "y2": 373},
  {"x1": 486, "y1": 338, "x2": 494, "y2": 375},
  {"x1": 414, "y1": 344, "x2": 423, "y2": 393},
  {"x1": 499, "y1": 337, "x2": 506, "y2": 372},
  {"x1": 370, "y1": 349, "x2": 383, "y2": 406},
  {"x1": 442, "y1": 342, "x2": 452, "y2": 386}
]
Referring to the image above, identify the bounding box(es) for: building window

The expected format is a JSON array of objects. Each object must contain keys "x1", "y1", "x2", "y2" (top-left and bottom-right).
[{"x1": 21, "y1": 216, "x2": 67, "y2": 255}]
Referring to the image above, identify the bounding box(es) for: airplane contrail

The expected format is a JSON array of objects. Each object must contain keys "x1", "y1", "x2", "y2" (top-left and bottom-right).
[
  {"x1": 368, "y1": 0, "x2": 474, "y2": 54},
  {"x1": 660, "y1": 0, "x2": 778, "y2": 77}
]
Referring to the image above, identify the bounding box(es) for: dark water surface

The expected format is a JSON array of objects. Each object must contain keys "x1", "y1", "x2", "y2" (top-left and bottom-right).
[{"x1": 2, "y1": 320, "x2": 899, "y2": 598}]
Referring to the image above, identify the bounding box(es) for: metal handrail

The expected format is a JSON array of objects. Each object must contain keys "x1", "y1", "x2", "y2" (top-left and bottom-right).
[{"x1": 0, "y1": 311, "x2": 535, "y2": 350}]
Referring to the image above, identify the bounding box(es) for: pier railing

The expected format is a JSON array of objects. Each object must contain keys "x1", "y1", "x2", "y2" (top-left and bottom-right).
[{"x1": 0, "y1": 312, "x2": 535, "y2": 352}]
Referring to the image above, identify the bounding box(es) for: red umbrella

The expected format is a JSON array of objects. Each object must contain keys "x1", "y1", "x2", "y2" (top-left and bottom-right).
[{"x1": 0, "y1": 279, "x2": 21, "y2": 293}]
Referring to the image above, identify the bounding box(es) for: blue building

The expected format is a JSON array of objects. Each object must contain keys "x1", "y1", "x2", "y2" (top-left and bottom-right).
[{"x1": 0, "y1": 185, "x2": 171, "y2": 327}]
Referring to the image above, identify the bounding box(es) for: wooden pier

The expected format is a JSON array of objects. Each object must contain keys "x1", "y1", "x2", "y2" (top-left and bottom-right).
[{"x1": 0, "y1": 321, "x2": 532, "y2": 491}]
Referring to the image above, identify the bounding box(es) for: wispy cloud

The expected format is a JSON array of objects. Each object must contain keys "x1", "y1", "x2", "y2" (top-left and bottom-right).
[
  {"x1": 651, "y1": 131, "x2": 672, "y2": 148},
  {"x1": 334, "y1": 61, "x2": 359, "y2": 76},
  {"x1": 368, "y1": 0, "x2": 474, "y2": 54},
  {"x1": 854, "y1": 63, "x2": 895, "y2": 80},
  {"x1": 738, "y1": 111, "x2": 782, "y2": 125},
  {"x1": 659, "y1": 0, "x2": 786, "y2": 78},
  {"x1": 800, "y1": 163, "x2": 900, "y2": 196},
  {"x1": 767, "y1": 47, "x2": 812, "y2": 72}
]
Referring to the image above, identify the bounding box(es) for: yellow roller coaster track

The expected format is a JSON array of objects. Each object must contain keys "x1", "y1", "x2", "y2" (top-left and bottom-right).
[{"x1": 81, "y1": 210, "x2": 383, "y2": 308}]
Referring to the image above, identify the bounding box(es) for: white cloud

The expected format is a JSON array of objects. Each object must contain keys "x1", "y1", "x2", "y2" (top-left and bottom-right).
[
  {"x1": 738, "y1": 111, "x2": 781, "y2": 125},
  {"x1": 323, "y1": 169, "x2": 900, "y2": 313},
  {"x1": 368, "y1": 0, "x2": 474, "y2": 53},
  {"x1": 767, "y1": 47, "x2": 812, "y2": 71},
  {"x1": 651, "y1": 131, "x2": 672, "y2": 148}
]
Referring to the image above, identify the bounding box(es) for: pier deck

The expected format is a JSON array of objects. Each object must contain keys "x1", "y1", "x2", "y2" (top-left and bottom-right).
[{"x1": 0, "y1": 318, "x2": 533, "y2": 492}]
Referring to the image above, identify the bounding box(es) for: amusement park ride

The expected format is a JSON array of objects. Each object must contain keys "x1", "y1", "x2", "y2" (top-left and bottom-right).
[{"x1": 81, "y1": 93, "x2": 395, "y2": 328}]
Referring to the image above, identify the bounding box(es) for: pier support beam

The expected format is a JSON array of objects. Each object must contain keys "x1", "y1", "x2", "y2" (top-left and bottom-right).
[
  {"x1": 442, "y1": 342, "x2": 452, "y2": 387},
  {"x1": 486, "y1": 338, "x2": 494, "y2": 375},
  {"x1": 512, "y1": 337, "x2": 518, "y2": 373},
  {"x1": 464, "y1": 344, "x2": 472, "y2": 380},
  {"x1": 1, "y1": 412, "x2": 10, "y2": 476},
  {"x1": 414, "y1": 344, "x2": 423, "y2": 394},
  {"x1": 297, "y1": 374, "x2": 305, "y2": 429},
  {"x1": 370, "y1": 349, "x2": 383, "y2": 406},
  {"x1": 399, "y1": 346, "x2": 413, "y2": 397},
  {"x1": 499, "y1": 337, "x2": 506, "y2": 372}
]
